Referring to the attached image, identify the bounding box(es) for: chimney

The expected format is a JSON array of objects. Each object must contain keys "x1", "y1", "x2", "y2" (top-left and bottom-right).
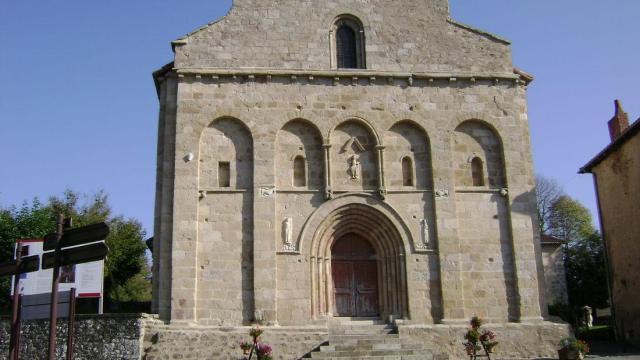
[{"x1": 608, "y1": 100, "x2": 630, "y2": 142}]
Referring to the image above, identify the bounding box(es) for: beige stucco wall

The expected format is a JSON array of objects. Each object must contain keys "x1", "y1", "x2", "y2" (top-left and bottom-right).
[{"x1": 591, "y1": 132, "x2": 640, "y2": 347}]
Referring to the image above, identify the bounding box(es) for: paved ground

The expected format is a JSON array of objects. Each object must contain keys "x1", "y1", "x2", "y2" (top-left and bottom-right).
[
  {"x1": 528, "y1": 341, "x2": 640, "y2": 360},
  {"x1": 585, "y1": 341, "x2": 640, "y2": 359}
]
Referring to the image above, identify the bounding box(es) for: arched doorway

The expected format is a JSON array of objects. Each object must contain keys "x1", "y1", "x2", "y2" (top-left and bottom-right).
[
  {"x1": 303, "y1": 195, "x2": 411, "y2": 321},
  {"x1": 331, "y1": 234, "x2": 379, "y2": 317}
]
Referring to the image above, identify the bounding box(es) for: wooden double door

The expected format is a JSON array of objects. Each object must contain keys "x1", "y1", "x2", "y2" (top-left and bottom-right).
[{"x1": 331, "y1": 234, "x2": 379, "y2": 317}]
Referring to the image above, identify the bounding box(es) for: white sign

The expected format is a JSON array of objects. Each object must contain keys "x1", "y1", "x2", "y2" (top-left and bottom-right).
[{"x1": 11, "y1": 240, "x2": 104, "y2": 299}]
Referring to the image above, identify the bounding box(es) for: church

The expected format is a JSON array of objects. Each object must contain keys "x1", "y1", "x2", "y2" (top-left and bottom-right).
[{"x1": 150, "y1": 0, "x2": 569, "y2": 358}]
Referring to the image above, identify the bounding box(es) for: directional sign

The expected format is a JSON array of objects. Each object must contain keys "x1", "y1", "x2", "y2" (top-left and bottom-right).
[
  {"x1": 42, "y1": 242, "x2": 108, "y2": 269},
  {"x1": 21, "y1": 291, "x2": 72, "y2": 321},
  {"x1": 43, "y1": 222, "x2": 109, "y2": 251},
  {"x1": 0, "y1": 255, "x2": 40, "y2": 277}
]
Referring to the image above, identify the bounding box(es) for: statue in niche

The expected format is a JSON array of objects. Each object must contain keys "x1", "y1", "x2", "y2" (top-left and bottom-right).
[
  {"x1": 421, "y1": 219, "x2": 430, "y2": 249},
  {"x1": 283, "y1": 217, "x2": 295, "y2": 251},
  {"x1": 348, "y1": 155, "x2": 360, "y2": 180}
]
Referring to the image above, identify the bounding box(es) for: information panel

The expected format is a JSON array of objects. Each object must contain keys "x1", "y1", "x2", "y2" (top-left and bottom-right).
[{"x1": 11, "y1": 239, "x2": 104, "y2": 299}]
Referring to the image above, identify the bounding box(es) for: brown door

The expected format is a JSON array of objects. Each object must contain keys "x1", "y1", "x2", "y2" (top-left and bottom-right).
[{"x1": 332, "y1": 234, "x2": 379, "y2": 317}]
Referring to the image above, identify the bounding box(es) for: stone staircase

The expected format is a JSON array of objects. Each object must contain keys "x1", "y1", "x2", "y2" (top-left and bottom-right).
[{"x1": 302, "y1": 318, "x2": 448, "y2": 360}]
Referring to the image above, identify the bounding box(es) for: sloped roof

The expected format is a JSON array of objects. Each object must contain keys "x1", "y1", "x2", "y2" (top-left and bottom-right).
[{"x1": 580, "y1": 117, "x2": 640, "y2": 173}]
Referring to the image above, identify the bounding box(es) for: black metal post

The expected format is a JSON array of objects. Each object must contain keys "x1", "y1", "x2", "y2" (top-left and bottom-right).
[
  {"x1": 48, "y1": 214, "x2": 64, "y2": 360},
  {"x1": 66, "y1": 288, "x2": 76, "y2": 360},
  {"x1": 9, "y1": 243, "x2": 23, "y2": 360}
]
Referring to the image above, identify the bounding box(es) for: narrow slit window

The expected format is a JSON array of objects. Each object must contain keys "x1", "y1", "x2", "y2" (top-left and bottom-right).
[
  {"x1": 471, "y1": 157, "x2": 485, "y2": 186},
  {"x1": 402, "y1": 156, "x2": 414, "y2": 187},
  {"x1": 293, "y1": 156, "x2": 306, "y2": 187},
  {"x1": 218, "y1": 161, "x2": 230, "y2": 188}
]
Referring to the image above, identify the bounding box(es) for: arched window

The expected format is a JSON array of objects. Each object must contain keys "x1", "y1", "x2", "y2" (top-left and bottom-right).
[
  {"x1": 337, "y1": 26, "x2": 357, "y2": 69},
  {"x1": 293, "y1": 156, "x2": 306, "y2": 187},
  {"x1": 471, "y1": 157, "x2": 485, "y2": 186},
  {"x1": 402, "y1": 156, "x2": 414, "y2": 187},
  {"x1": 333, "y1": 16, "x2": 366, "y2": 69}
]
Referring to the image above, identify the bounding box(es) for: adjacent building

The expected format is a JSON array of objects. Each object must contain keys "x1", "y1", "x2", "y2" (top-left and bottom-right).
[{"x1": 580, "y1": 100, "x2": 640, "y2": 347}]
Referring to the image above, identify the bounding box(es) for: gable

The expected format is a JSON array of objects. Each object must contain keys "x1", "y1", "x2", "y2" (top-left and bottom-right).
[{"x1": 172, "y1": 0, "x2": 513, "y2": 74}]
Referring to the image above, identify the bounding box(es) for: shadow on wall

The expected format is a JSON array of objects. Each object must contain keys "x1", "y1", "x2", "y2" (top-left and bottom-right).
[{"x1": 493, "y1": 193, "x2": 522, "y2": 322}]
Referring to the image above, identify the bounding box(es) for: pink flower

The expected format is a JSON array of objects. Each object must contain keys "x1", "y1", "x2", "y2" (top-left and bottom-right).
[{"x1": 255, "y1": 343, "x2": 272, "y2": 356}]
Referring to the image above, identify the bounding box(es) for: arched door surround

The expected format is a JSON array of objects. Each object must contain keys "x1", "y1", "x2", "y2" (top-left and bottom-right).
[{"x1": 302, "y1": 194, "x2": 410, "y2": 321}]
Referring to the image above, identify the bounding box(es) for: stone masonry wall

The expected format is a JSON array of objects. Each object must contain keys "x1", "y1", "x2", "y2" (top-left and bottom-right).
[
  {"x1": 172, "y1": 0, "x2": 512, "y2": 74},
  {"x1": 0, "y1": 314, "x2": 144, "y2": 360},
  {"x1": 141, "y1": 320, "x2": 571, "y2": 360},
  {"x1": 398, "y1": 321, "x2": 571, "y2": 359},
  {"x1": 541, "y1": 243, "x2": 569, "y2": 306},
  {"x1": 160, "y1": 74, "x2": 543, "y2": 325},
  {"x1": 153, "y1": 0, "x2": 545, "y2": 328}
]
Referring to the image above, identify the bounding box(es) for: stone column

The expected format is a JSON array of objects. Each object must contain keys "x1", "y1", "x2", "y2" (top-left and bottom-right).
[
  {"x1": 170, "y1": 78, "x2": 200, "y2": 322},
  {"x1": 376, "y1": 145, "x2": 387, "y2": 197},
  {"x1": 432, "y1": 134, "x2": 466, "y2": 324},
  {"x1": 502, "y1": 84, "x2": 544, "y2": 322},
  {"x1": 154, "y1": 75, "x2": 177, "y2": 320},
  {"x1": 323, "y1": 142, "x2": 332, "y2": 199},
  {"x1": 253, "y1": 130, "x2": 278, "y2": 324}
]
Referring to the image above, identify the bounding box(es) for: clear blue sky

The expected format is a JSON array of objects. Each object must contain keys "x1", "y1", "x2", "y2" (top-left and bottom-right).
[{"x1": 1, "y1": 0, "x2": 638, "y2": 234}]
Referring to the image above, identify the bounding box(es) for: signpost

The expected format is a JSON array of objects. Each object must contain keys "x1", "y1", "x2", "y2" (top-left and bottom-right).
[
  {"x1": 0, "y1": 216, "x2": 109, "y2": 360},
  {"x1": 0, "y1": 242, "x2": 41, "y2": 360},
  {"x1": 43, "y1": 216, "x2": 109, "y2": 360}
]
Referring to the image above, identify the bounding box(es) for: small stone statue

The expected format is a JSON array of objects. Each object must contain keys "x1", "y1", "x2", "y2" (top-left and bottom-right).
[
  {"x1": 349, "y1": 155, "x2": 360, "y2": 180},
  {"x1": 283, "y1": 217, "x2": 294, "y2": 251},
  {"x1": 582, "y1": 306, "x2": 593, "y2": 328},
  {"x1": 421, "y1": 219, "x2": 430, "y2": 248},
  {"x1": 283, "y1": 217, "x2": 293, "y2": 245}
]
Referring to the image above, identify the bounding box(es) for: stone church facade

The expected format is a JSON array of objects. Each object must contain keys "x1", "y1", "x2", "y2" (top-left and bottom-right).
[{"x1": 151, "y1": 0, "x2": 569, "y2": 357}]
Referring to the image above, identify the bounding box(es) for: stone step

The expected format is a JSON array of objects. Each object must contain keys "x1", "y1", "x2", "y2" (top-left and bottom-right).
[
  {"x1": 323, "y1": 341, "x2": 428, "y2": 351},
  {"x1": 310, "y1": 356, "x2": 434, "y2": 360},
  {"x1": 328, "y1": 317, "x2": 386, "y2": 326},
  {"x1": 329, "y1": 327, "x2": 395, "y2": 335},
  {"x1": 312, "y1": 356, "x2": 434, "y2": 360},
  {"x1": 328, "y1": 333, "x2": 400, "y2": 344},
  {"x1": 310, "y1": 348, "x2": 427, "y2": 358}
]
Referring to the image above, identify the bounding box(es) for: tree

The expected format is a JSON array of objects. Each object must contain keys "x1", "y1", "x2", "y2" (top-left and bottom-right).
[
  {"x1": 535, "y1": 174, "x2": 563, "y2": 236},
  {"x1": 0, "y1": 190, "x2": 150, "y2": 311},
  {"x1": 547, "y1": 194, "x2": 608, "y2": 311},
  {"x1": 534, "y1": 177, "x2": 609, "y2": 316},
  {"x1": 0, "y1": 199, "x2": 55, "y2": 309},
  {"x1": 548, "y1": 196, "x2": 595, "y2": 244},
  {"x1": 565, "y1": 231, "x2": 608, "y2": 309},
  {"x1": 47, "y1": 190, "x2": 150, "y2": 303},
  {"x1": 103, "y1": 216, "x2": 148, "y2": 302}
]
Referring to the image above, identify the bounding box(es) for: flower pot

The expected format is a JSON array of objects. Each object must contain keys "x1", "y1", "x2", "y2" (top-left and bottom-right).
[{"x1": 558, "y1": 348, "x2": 584, "y2": 360}]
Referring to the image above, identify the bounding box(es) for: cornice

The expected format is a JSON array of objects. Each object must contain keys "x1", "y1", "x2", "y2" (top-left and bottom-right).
[{"x1": 167, "y1": 68, "x2": 527, "y2": 87}]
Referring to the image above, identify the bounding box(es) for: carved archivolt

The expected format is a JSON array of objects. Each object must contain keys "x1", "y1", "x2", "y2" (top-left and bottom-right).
[{"x1": 300, "y1": 193, "x2": 411, "y2": 320}]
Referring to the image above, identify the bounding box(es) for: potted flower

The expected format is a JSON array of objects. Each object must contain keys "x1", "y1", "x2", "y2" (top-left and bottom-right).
[
  {"x1": 239, "y1": 327, "x2": 273, "y2": 360},
  {"x1": 558, "y1": 337, "x2": 589, "y2": 360},
  {"x1": 255, "y1": 343, "x2": 273, "y2": 360},
  {"x1": 480, "y1": 330, "x2": 498, "y2": 353},
  {"x1": 249, "y1": 327, "x2": 264, "y2": 342},
  {"x1": 239, "y1": 340, "x2": 252, "y2": 356},
  {"x1": 463, "y1": 317, "x2": 499, "y2": 358}
]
